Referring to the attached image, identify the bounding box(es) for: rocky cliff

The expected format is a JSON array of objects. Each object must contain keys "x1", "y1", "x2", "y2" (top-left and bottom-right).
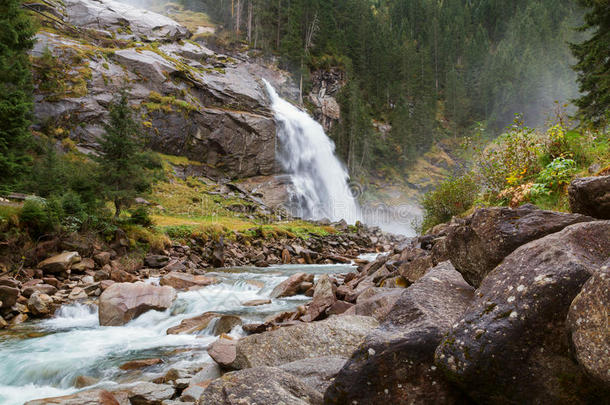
[{"x1": 30, "y1": 0, "x2": 298, "y2": 180}]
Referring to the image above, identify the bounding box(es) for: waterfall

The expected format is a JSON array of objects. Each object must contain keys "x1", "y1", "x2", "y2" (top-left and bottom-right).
[{"x1": 263, "y1": 80, "x2": 361, "y2": 224}]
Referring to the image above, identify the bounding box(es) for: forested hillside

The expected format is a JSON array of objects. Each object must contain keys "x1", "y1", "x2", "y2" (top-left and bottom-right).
[{"x1": 183, "y1": 0, "x2": 584, "y2": 174}]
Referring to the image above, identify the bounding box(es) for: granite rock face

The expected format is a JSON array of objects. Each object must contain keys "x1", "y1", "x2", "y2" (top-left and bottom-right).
[
  {"x1": 326, "y1": 262, "x2": 474, "y2": 405},
  {"x1": 435, "y1": 221, "x2": 610, "y2": 404},
  {"x1": 568, "y1": 175, "x2": 610, "y2": 219},
  {"x1": 445, "y1": 205, "x2": 593, "y2": 286}
]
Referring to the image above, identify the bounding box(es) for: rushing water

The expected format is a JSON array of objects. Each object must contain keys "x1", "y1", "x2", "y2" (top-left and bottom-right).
[
  {"x1": 0, "y1": 263, "x2": 357, "y2": 405},
  {"x1": 263, "y1": 80, "x2": 361, "y2": 224}
]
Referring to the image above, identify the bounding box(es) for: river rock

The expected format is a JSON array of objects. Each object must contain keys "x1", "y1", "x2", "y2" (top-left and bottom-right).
[
  {"x1": 38, "y1": 251, "x2": 81, "y2": 274},
  {"x1": 301, "y1": 274, "x2": 336, "y2": 322},
  {"x1": 99, "y1": 282, "x2": 177, "y2": 326},
  {"x1": 199, "y1": 366, "x2": 323, "y2": 405},
  {"x1": 122, "y1": 381, "x2": 175, "y2": 404},
  {"x1": 160, "y1": 272, "x2": 218, "y2": 290},
  {"x1": 326, "y1": 262, "x2": 474, "y2": 404},
  {"x1": 120, "y1": 358, "x2": 163, "y2": 370},
  {"x1": 344, "y1": 288, "x2": 403, "y2": 321},
  {"x1": 568, "y1": 175, "x2": 610, "y2": 219},
  {"x1": 567, "y1": 262, "x2": 610, "y2": 387},
  {"x1": 0, "y1": 277, "x2": 20, "y2": 288},
  {"x1": 22, "y1": 283, "x2": 58, "y2": 298},
  {"x1": 279, "y1": 356, "x2": 347, "y2": 393},
  {"x1": 24, "y1": 389, "x2": 130, "y2": 405},
  {"x1": 270, "y1": 273, "x2": 313, "y2": 298},
  {"x1": 212, "y1": 315, "x2": 242, "y2": 336},
  {"x1": 167, "y1": 312, "x2": 219, "y2": 335},
  {"x1": 0, "y1": 285, "x2": 19, "y2": 309},
  {"x1": 27, "y1": 291, "x2": 54, "y2": 316},
  {"x1": 93, "y1": 251, "x2": 111, "y2": 266},
  {"x1": 435, "y1": 221, "x2": 610, "y2": 404},
  {"x1": 144, "y1": 254, "x2": 170, "y2": 268},
  {"x1": 242, "y1": 299, "x2": 271, "y2": 307},
  {"x1": 229, "y1": 315, "x2": 378, "y2": 370},
  {"x1": 208, "y1": 336, "x2": 237, "y2": 368},
  {"x1": 445, "y1": 205, "x2": 593, "y2": 286}
]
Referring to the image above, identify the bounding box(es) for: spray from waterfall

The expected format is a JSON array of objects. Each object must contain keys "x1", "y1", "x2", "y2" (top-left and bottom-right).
[{"x1": 263, "y1": 80, "x2": 361, "y2": 224}]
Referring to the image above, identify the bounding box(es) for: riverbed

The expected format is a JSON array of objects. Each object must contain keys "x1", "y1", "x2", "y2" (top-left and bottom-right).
[{"x1": 0, "y1": 263, "x2": 358, "y2": 405}]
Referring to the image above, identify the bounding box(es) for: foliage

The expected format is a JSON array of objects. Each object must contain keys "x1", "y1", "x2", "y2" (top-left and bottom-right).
[
  {"x1": 95, "y1": 92, "x2": 151, "y2": 217},
  {"x1": 0, "y1": 0, "x2": 36, "y2": 191},
  {"x1": 19, "y1": 197, "x2": 59, "y2": 237},
  {"x1": 570, "y1": 0, "x2": 610, "y2": 127},
  {"x1": 475, "y1": 117, "x2": 542, "y2": 197},
  {"x1": 129, "y1": 206, "x2": 153, "y2": 227},
  {"x1": 531, "y1": 157, "x2": 577, "y2": 197},
  {"x1": 419, "y1": 175, "x2": 479, "y2": 232}
]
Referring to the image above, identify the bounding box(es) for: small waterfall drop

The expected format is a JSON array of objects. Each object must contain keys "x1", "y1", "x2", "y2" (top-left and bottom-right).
[{"x1": 263, "y1": 80, "x2": 361, "y2": 223}]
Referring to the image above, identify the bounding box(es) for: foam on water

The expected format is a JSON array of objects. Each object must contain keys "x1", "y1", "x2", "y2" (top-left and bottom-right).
[{"x1": 0, "y1": 263, "x2": 356, "y2": 404}]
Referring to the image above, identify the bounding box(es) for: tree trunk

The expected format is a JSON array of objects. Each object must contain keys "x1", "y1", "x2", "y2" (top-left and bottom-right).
[
  {"x1": 247, "y1": 0, "x2": 253, "y2": 43},
  {"x1": 114, "y1": 198, "x2": 121, "y2": 218}
]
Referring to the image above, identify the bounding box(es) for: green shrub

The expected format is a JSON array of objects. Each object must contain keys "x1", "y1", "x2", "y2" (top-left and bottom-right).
[
  {"x1": 130, "y1": 206, "x2": 153, "y2": 227},
  {"x1": 530, "y1": 157, "x2": 577, "y2": 198},
  {"x1": 420, "y1": 175, "x2": 479, "y2": 233},
  {"x1": 19, "y1": 197, "x2": 59, "y2": 237}
]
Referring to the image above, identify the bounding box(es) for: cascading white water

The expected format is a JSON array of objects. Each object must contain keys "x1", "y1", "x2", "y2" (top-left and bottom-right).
[{"x1": 263, "y1": 80, "x2": 361, "y2": 224}]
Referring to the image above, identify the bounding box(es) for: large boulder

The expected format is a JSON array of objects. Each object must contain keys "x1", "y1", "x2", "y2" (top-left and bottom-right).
[
  {"x1": 325, "y1": 262, "x2": 474, "y2": 404},
  {"x1": 199, "y1": 366, "x2": 323, "y2": 405},
  {"x1": 64, "y1": 0, "x2": 189, "y2": 42},
  {"x1": 279, "y1": 356, "x2": 347, "y2": 394},
  {"x1": 167, "y1": 312, "x2": 219, "y2": 335},
  {"x1": 567, "y1": 262, "x2": 610, "y2": 388},
  {"x1": 99, "y1": 282, "x2": 177, "y2": 326},
  {"x1": 38, "y1": 251, "x2": 81, "y2": 274},
  {"x1": 0, "y1": 285, "x2": 19, "y2": 309},
  {"x1": 344, "y1": 287, "x2": 403, "y2": 321},
  {"x1": 445, "y1": 205, "x2": 593, "y2": 286},
  {"x1": 435, "y1": 221, "x2": 610, "y2": 404},
  {"x1": 270, "y1": 272, "x2": 313, "y2": 298},
  {"x1": 569, "y1": 175, "x2": 610, "y2": 219},
  {"x1": 25, "y1": 382, "x2": 174, "y2": 405},
  {"x1": 230, "y1": 315, "x2": 378, "y2": 369},
  {"x1": 159, "y1": 272, "x2": 218, "y2": 290},
  {"x1": 27, "y1": 292, "x2": 54, "y2": 316},
  {"x1": 301, "y1": 274, "x2": 336, "y2": 322}
]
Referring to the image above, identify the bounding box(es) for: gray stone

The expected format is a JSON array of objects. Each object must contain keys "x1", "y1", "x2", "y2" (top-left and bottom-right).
[
  {"x1": 445, "y1": 205, "x2": 593, "y2": 286},
  {"x1": 326, "y1": 262, "x2": 473, "y2": 404},
  {"x1": 435, "y1": 221, "x2": 610, "y2": 404},
  {"x1": 569, "y1": 175, "x2": 610, "y2": 219},
  {"x1": 279, "y1": 356, "x2": 347, "y2": 393},
  {"x1": 200, "y1": 366, "x2": 323, "y2": 405},
  {"x1": 38, "y1": 251, "x2": 81, "y2": 274},
  {"x1": 99, "y1": 282, "x2": 177, "y2": 326}
]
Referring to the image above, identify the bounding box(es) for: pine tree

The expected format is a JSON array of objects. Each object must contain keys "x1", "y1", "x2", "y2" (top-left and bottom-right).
[
  {"x1": 0, "y1": 0, "x2": 35, "y2": 190},
  {"x1": 96, "y1": 92, "x2": 150, "y2": 218},
  {"x1": 571, "y1": 0, "x2": 610, "y2": 127}
]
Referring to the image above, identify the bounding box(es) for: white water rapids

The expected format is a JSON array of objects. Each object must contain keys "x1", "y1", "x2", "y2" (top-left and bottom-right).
[
  {"x1": 264, "y1": 80, "x2": 361, "y2": 224},
  {"x1": 0, "y1": 263, "x2": 357, "y2": 405}
]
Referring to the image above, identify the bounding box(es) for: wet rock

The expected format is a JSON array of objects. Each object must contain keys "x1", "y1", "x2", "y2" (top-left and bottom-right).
[
  {"x1": 0, "y1": 316, "x2": 7, "y2": 328},
  {"x1": 166, "y1": 312, "x2": 219, "y2": 335},
  {"x1": 200, "y1": 366, "x2": 323, "y2": 405},
  {"x1": 68, "y1": 287, "x2": 87, "y2": 300},
  {"x1": 73, "y1": 375, "x2": 99, "y2": 389},
  {"x1": 445, "y1": 205, "x2": 593, "y2": 286},
  {"x1": 22, "y1": 283, "x2": 58, "y2": 298},
  {"x1": 38, "y1": 251, "x2": 81, "y2": 274},
  {"x1": 93, "y1": 252, "x2": 111, "y2": 267},
  {"x1": 242, "y1": 299, "x2": 271, "y2": 307},
  {"x1": 326, "y1": 262, "x2": 473, "y2": 404},
  {"x1": 301, "y1": 275, "x2": 336, "y2": 322},
  {"x1": 230, "y1": 315, "x2": 378, "y2": 369},
  {"x1": 344, "y1": 288, "x2": 403, "y2": 321},
  {"x1": 270, "y1": 272, "x2": 313, "y2": 298},
  {"x1": 160, "y1": 272, "x2": 218, "y2": 290},
  {"x1": 208, "y1": 336, "x2": 237, "y2": 368},
  {"x1": 120, "y1": 358, "x2": 163, "y2": 370},
  {"x1": 27, "y1": 292, "x2": 54, "y2": 316},
  {"x1": 144, "y1": 255, "x2": 170, "y2": 268},
  {"x1": 435, "y1": 221, "x2": 610, "y2": 404},
  {"x1": 279, "y1": 356, "x2": 347, "y2": 393},
  {"x1": 25, "y1": 389, "x2": 129, "y2": 405},
  {"x1": 568, "y1": 175, "x2": 610, "y2": 219},
  {"x1": 567, "y1": 262, "x2": 610, "y2": 387},
  {"x1": 10, "y1": 313, "x2": 28, "y2": 325},
  {"x1": 212, "y1": 315, "x2": 242, "y2": 336},
  {"x1": 0, "y1": 285, "x2": 19, "y2": 309},
  {"x1": 123, "y1": 381, "x2": 175, "y2": 405},
  {"x1": 99, "y1": 282, "x2": 177, "y2": 326}
]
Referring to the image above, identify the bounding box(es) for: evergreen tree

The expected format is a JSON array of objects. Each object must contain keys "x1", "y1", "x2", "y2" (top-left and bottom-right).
[
  {"x1": 0, "y1": 0, "x2": 35, "y2": 190},
  {"x1": 96, "y1": 92, "x2": 150, "y2": 218},
  {"x1": 571, "y1": 0, "x2": 610, "y2": 127}
]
